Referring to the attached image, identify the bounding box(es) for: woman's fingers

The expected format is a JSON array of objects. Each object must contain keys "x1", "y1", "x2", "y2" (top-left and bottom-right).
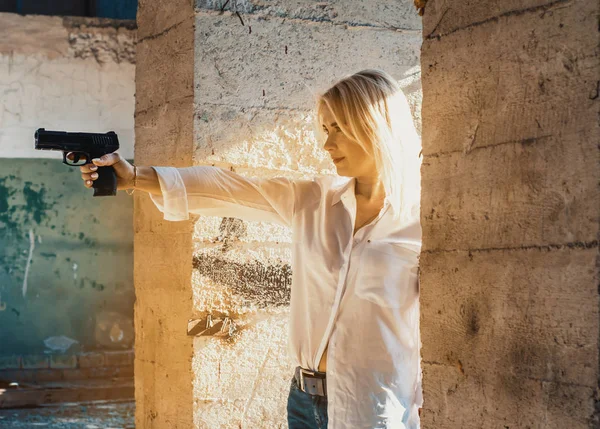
[
  {"x1": 81, "y1": 172, "x2": 98, "y2": 181},
  {"x1": 79, "y1": 153, "x2": 131, "y2": 190},
  {"x1": 92, "y1": 152, "x2": 121, "y2": 167},
  {"x1": 80, "y1": 162, "x2": 99, "y2": 188},
  {"x1": 82, "y1": 172, "x2": 98, "y2": 188},
  {"x1": 80, "y1": 162, "x2": 98, "y2": 174}
]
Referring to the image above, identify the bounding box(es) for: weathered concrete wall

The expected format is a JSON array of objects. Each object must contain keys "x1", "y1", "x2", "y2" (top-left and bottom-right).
[
  {"x1": 0, "y1": 14, "x2": 136, "y2": 356},
  {"x1": 191, "y1": 1, "x2": 422, "y2": 427},
  {"x1": 0, "y1": 14, "x2": 136, "y2": 158},
  {"x1": 419, "y1": 0, "x2": 599, "y2": 428},
  {"x1": 134, "y1": 0, "x2": 195, "y2": 427}
]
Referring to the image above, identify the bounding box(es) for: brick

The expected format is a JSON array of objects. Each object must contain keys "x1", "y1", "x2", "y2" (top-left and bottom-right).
[
  {"x1": 195, "y1": 0, "x2": 422, "y2": 31},
  {"x1": 194, "y1": 13, "x2": 420, "y2": 110},
  {"x1": 116, "y1": 365, "x2": 134, "y2": 378},
  {"x1": 0, "y1": 355, "x2": 21, "y2": 370},
  {"x1": 104, "y1": 351, "x2": 134, "y2": 367},
  {"x1": 78, "y1": 352, "x2": 105, "y2": 369},
  {"x1": 21, "y1": 355, "x2": 49, "y2": 369},
  {"x1": 61, "y1": 368, "x2": 93, "y2": 380},
  {"x1": 0, "y1": 370, "x2": 35, "y2": 383},
  {"x1": 50, "y1": 354, "x2": 78, "y2": 369},
  {"x1": 136, "y1": 17, "x2": 194, "y2": 113},
  {"x1": 61, "y1": 366, "x2": 133, "y2": 380},
  {"x1": 33, "y1": 369, "x2": 64, "y2": 382}
]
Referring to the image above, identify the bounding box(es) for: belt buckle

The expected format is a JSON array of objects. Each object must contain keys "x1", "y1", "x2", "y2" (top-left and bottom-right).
[{"x1": 300, "y1": 368, "x2": 326, "y2": 396}]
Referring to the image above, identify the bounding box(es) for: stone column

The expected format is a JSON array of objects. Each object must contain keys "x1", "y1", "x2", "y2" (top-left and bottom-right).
[
  {"x1": 419, "y1": 0, "x2": 599, "y2": 427},
  {"x1": 134, "y1": 0, "x2": 195, "y2": 427}
]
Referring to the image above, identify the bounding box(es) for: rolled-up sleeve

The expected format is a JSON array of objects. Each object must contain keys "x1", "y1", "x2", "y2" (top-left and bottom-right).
[{"x1": 149, "y1": 166, "x2": 299, "y2": 226}]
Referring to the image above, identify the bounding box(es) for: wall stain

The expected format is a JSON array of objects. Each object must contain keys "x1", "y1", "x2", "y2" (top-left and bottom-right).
[
  {"x1": 461, "y1": 298, "x2": 481, "y2": 336},
  {"x1": 0, "y1": 177, "x2": 58, "y2": 234},
  {"x1": 192, "y1": 253, "x2": 291, "y2": 308},
  {"x1": 0, "y1": 177, "x2": 19, "y2": 231},
  {"x1": 23, "y1": 182, "x2": 55, "y2": 224},
  {"x1": 0, "y1": 178, "x2": 59, "y2": 280},
  {"x1": 78, "y1": 277, "x2": 106, "y2": 291},
  {"x1": 501, "y1": 339, "x2": 552, "y2": 401}
]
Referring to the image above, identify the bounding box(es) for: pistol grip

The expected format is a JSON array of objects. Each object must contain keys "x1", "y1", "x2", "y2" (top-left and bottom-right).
[{"x1": 92, "y1": 166, "x2": 118, "y2": 197}]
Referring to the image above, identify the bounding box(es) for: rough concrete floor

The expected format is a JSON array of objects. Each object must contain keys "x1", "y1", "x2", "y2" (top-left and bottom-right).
[{"x1": 0, "y1": 401, "x2": 134, "y2": 428}]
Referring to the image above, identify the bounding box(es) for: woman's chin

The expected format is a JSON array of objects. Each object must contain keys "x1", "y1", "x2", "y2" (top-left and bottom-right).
[{"x1": 334, "y1": 166, "x2": 351, "y2": 177}]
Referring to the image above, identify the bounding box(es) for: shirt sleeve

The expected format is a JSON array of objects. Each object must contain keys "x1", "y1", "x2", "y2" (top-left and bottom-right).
[{"x1": 148, "y1": 166, "x2": 298, "y2": 226}]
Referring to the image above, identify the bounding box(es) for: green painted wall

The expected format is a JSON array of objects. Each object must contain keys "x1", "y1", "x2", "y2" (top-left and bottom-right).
[{"x1": 0, "y1": 158, "x2": 134, "y2": 355}]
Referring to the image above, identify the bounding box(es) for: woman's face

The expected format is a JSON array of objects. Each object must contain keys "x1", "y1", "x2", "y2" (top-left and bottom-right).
[{"x1": 320, "y1": 104, "x2": 377, "y2": 179}]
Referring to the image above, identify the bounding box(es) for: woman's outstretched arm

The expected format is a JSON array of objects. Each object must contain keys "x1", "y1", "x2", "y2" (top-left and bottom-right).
[{"x1": 80, "y1": 152, "x2": 305, "y2": 227}]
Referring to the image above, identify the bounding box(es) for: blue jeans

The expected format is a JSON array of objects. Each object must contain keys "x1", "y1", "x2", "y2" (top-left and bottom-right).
[{"x1": 287, "y1": 376, "x2": 329, "y2": 429}]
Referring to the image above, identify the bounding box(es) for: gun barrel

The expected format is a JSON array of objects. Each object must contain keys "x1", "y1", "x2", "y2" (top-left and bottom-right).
[{"x1": 34, "y1": 128, "x2": 119, "y2": 152}]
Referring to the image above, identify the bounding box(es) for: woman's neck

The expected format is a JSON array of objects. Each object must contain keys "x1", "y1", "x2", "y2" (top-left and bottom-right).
[{"x1": 354, "y1": 175, "x2": 386, "y2": 204}]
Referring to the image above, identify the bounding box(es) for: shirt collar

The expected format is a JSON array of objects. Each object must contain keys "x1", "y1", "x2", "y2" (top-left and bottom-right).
[{"x1": 330, "y1": 177, "x2": 355, "y2": 206}]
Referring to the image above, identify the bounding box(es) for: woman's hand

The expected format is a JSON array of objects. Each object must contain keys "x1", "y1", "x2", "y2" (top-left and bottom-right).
[{"x1": 79, "y1": 152, "x2": 135, "y2": 191}]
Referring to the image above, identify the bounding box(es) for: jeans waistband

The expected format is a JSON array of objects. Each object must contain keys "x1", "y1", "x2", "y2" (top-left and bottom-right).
[{"x1": 294, "y1": 366, "x2": 327, "y2": 397}]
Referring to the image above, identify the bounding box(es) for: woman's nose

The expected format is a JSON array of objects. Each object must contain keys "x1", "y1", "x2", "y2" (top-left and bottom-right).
[{"x1": 323, "y1": 135, "x2": 336, "y2": 151}]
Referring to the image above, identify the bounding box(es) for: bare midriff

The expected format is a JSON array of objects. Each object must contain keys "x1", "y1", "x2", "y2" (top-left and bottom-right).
[{"x1": 318, "y1": 346, "x2": 328, "y2": 372}]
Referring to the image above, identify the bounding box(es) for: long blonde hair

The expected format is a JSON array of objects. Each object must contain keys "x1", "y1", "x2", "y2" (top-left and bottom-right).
[{"x1": 317, "y1": 69, "x2": 421, "y2": 224}]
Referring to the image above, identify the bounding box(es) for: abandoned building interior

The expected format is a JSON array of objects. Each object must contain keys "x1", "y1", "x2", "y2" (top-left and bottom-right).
[{"x1": 0, "y1": 0, "x2": 598, "y2": 428}]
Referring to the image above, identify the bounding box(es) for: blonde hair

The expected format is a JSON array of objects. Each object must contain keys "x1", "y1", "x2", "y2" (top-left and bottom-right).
[{"x1": 316, "y1": 69, "x2": 422, "y2": 224}]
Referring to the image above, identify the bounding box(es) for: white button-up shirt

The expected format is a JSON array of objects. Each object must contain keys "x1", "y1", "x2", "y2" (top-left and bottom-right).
[{"x1": 149, "y1": 166, "x2": 422, "y2": 429}]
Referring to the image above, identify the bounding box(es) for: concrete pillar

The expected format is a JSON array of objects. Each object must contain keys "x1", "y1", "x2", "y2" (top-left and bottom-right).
[
  {"x1": 135, "y1": 1, "x2": 422, "y2": 428},
  {"x1": 134, "y1": 0, "x2": 195, "y2": 427},
  {"x1": 419, "y1": 1, "x2": 599, "y2": 428}
]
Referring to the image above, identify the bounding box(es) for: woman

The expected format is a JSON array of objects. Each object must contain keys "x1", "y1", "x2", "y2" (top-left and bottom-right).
[{"x1": 80, "y1": 69, "x2": 423, "y2": 429}]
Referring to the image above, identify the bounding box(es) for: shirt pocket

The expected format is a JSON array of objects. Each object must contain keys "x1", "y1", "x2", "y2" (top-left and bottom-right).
[{"x1": 355, "y1": 243, "x2": 420, "y2": 309}]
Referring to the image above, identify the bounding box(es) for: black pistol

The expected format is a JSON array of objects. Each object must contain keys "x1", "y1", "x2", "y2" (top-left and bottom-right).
[{"x1": 34, "y1": 128, "x2": 120, "y2": 197}]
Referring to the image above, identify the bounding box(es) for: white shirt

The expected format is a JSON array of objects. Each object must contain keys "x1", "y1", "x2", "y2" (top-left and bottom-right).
[{"x1": 149, "y1": 166, "x2": 422, "y2": 429}]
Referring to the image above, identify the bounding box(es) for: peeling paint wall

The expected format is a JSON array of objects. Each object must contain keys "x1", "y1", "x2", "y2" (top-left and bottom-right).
[
  {"x1": 0, "y1": 13, "x2": 136, "y2": 355},
  {"x1": 419, "y1": 0, "x2": 599, "y2": 428}
]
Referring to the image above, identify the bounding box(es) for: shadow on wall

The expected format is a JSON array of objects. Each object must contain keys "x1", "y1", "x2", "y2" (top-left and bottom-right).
[{"x1": 0, "y1": 158, "x2": 134, "y2": 356}]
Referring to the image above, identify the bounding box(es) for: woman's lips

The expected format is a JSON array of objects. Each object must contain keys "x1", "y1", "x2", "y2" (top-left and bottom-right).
[{"x1": 333, "y1": 157, "x2": 345, "y2": 164}]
